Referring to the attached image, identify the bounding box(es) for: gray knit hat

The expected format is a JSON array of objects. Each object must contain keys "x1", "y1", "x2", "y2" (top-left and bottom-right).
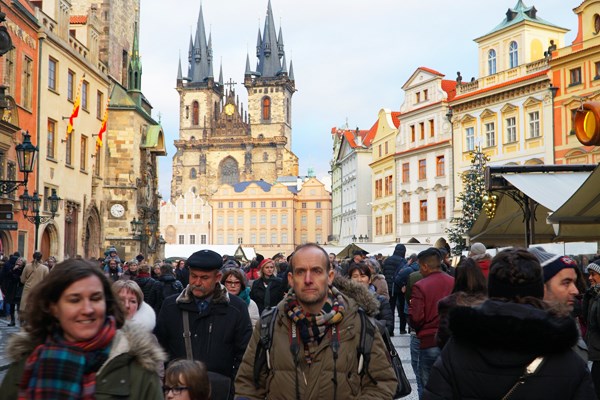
[
  {"x1": 587, "y1": 262, "x2": 600, "y2": 275},
  {"x1": 528, "y1": 247, "x2": 578, "y2": 283}
]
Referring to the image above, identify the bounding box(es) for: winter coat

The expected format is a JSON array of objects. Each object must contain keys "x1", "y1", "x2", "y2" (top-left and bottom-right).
[
  {"x1": 176, "y1": 266, "x2": 189, "y2": 287},
  {"x1": 584, "y1": 284, "x2": 600, "y2": 361},
  {"x1": 20, "y1": 261, "x2": 49, "y2": 316},
  {"x1": 157, "y1": 273, "x2": 184, "y2": 301},
  {"x1": 436, "y1": 291, "x2": 486, "y2": 349},
  {"x1": 371, "y1": 273, "x2": 390, "y2": 300},
  {"x1": 382, "y1": 244, "x2": 407, "y2": 296},
  {"x1": 395, "y1": 260, "x2": 419, "y2": 289},
  {"x1": 373, "y1": 289, "x2": 394, "y2": 336},
  {"x1": 0, "y1": 323, "x2": 166, "y2": 400},
  {"x1": 133, "y1": 275, "x2": 163, "y2": 314},
  {"x1": 408, "y1": 270, "x2": 454, "y2": 349},
  {"x1": 103, "y1": 265, "x2": 122, "y2": 282},
  {"x1": 155, "y1": 282, "x2": 252, "y2": 379},
  {"x1": 424, "y1": 300, "x2": 596, "y2": 400},
  {"x1": 471, "y1": 254, "x2": 492, "y2": 278},
  {"x1": 250, "y1": 275, "x2": 286, "y2": 315},
  {"x1": 0, "y1": 256, "x2": 23, "y2": 304},
  {"x1": 234, "y1": 276, "x2": 397, "y2": 400}
]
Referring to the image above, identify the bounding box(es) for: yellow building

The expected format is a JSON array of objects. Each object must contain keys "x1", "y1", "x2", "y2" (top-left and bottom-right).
[
  {"x1": 210, "y1": 177, "x2": 331, "y2": 256},
  {"x1": 550, "y1": 0, "x2": 600, "y2": 164},
  {"x1": 369, "y1": 109, "x2": 400, "y2": 244},
  {"x1": 450, "y1": 1, "x2": 567, "y2": 206},
  {"x1": 35, "y1": 3, "x2": 110, "y2": 259}
]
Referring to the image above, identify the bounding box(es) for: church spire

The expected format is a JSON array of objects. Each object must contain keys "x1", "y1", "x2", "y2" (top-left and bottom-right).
[
  {"x1": 256, "y1": 0, "x2": 283, "y2": 78},
  {"x1": 218, "y1": 63, "x2": 223, "y2": 85},
  {"x1": 189, "y1": 4, "x2": 213, "y2": 83},
  {"x1": 177, "y1": 55, "x2": 183, "y2": 82},
  {"x1": 289, "y1": 59, "x2": 294, "y2": 81},
  {"x1": 245, "y1": 53, "x2": 251, "y2": 75},
  {"x1": 128, "y1": 21, "x2": 142, "y2": 92}
]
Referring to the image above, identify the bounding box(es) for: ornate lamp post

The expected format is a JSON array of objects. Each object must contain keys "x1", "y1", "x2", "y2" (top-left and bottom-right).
[
  {"x1": 20, "y1": 188, "x2": 61, "y2": 250},
  {"x1": 0, "y1": 131, "x2": 38, "y2": 195}
]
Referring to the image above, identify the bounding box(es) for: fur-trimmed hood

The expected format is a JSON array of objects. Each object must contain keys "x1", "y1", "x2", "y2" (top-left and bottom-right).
[
  {"x1": 176, "y1": 282, "x2": 230, "y2": 304},
  {"x1": 129, "y1": 301, "x2": 156, "y2": 333},
  {"x1": 7, "y1": 323, "x2": 166, "y2": 374},
  {"x1": 332, "y1": 276, "x2": 380, "y2": 317},
  {"x1": 449, "y1": 299, "x2": 578, "y2": 361}
]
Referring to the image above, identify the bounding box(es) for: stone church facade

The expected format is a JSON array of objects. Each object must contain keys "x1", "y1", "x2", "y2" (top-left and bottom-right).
[{"x1": 171, "y1": 2, "x2": 298, "y2": 200}]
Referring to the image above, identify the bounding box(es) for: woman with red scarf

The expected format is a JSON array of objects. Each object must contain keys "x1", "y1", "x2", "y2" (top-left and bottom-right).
[{"x1": 0, "y1": 259, "x2": 165, "y2": 400}]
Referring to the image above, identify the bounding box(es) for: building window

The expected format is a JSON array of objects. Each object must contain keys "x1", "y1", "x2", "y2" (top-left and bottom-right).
[
  {"x1": 192, "y1": 101, "x2": 199, "y2": 125},
  {"x1": 227, "y1": 201, "x2": 233, "y2": 208},
  {"x1": 47, "y1": 119, "x2": 56, "y2": 159},
  {"x1": 385, "y1": 141, "x2": 388, "y2": 154},
  {"x1": 419, "y1": 200, "x2": 428, "y2": 221},
  {"x1": 509, "y1": 41, "x2": 518, "y2": 68},
  {"x1": 378, "y1": 144, "x2": 382, "y2": 157},
  {"x1": 437, "y1": 197, "x2": 446, "y2": 219},
  {"x1": 419, "y1": 122, "x2": 425, "y2": 140},
  {"x1": 281, "y1": 232, "x2": 288, "y2": 243},
  {"x1": 410, "y1": 125, "x2": 415, "y2": 142},
  {"x1": 260, "y1": 214, "x2": 267, "y2": 224},
  {"x1": 418, "y1": 159, "x2": 426, "y2": 180},
  {"x1": 416, "y1": 92, "x2": 421, "y2": 103},
  {"x1": 251, "y1": 201, "x2": 256, "y2": 208},
  {"x1": 316, "y1": 202, "x2": 321, "y2": 209},
  {"x1": 529, "y1": 111, "x2": 540, "y2": 138},
  {"x1": 436, "y1": 156, "x2": 445, "y2": 177},
  {"x1": 80, "y1": 135, "x2": 88, "y2": 171},
  {"x1": 190, "y1": 235, "x2": 196, "y2": 245},
  {"x1": 65, "y1": 132, "x2": 73, "y2": 166},
  {"x1": 570, "y1": 67, "x2": 582, "y2": 86},
  {"x1": 485, "y1": 122, "x2": 495, "y2": 147},
  {"x1": 595, "y1": 61, "x2": 600, "y2": 79},
  {"x1": 488, "y1": 49, "x2": 496, "y2": 75},
  {"x1": 403, "y1": 202, "x2": 410, "y2": 223},
  {"x1": 385, "y1": 175, "x2": 393, "y2": 196},
  {"x1": 67, "y1": 70, "x2": 75, "y2": 101},
  {"x1": 465, "y1": 127, "x2": 475, "y2": 151},
  {"x1": 316, "y1": 214, "x2": 322, "y2": 225},
  {"x1": 94, "y1": 145, "x2": 101, "y2": 176},
  {"x1": 429, "y1": 119, "x2": 435, "y2": 137},
  {"x1": 201, "y1": 235, "x2": 207, "y2": 244},
  {"x1": 271, "y1": 214, "x2": 277, "y2": 224},
  {"x1": 178, "y1": 235, "x2": 185, "y2": 245},
  {"x1": 385, "y1": 214, "x2": 393, "y2": 234},
  {"x1": 281, "y1": 214, "x2": 288, "y2": 225},
  {"x1": 22, "y1": 56, "x2": 33, "y2": 109},
  {"x1": 271, "y1": 201, "x2": 277, "y2": 207},
  {"x1": 96, "y1": 91, "x2": 104, "y2": 119},
  {"x1": 282, "y1": 201, "x2": 287, "y2": 207},
  {"x1": 238, "y1": 201, "x2": 243, "y2": 208},
  {"x1": 271, "y1": 233, "x2": 278, "y2": 243},
  {"x1": 228, "y1": 215, "x2": 234, "y2": 225},
  {"x1": 82, "y1": 80, "x2": 89, "y2": 110},
  {"x1": 302, "y1": 202, "x2": 307, "y2": 209},
  {"x1": 402, "y1": 163, "x2": 409, "y2": 183},
  {"x1": 4, "y1": 49, "x2": 15, "y2": 95},
  {"x1": 190, "y1": 168, "x2": 197, "y2": 179},
  {"x1": 423, "y1": 89, "x2": 428, "y2": 101},
  {"x1": 301, "y1": 215, "x2": 307, "y2": 225},
  {"x1": 375, "y1": 179, "x2": 382, "y2": 199},
  {"x1": 48, "y1": 57, "x2": 57, "y2": 90},
  {"x1": 375, "y1": 216, "x2": 382, "y2": 236},
  {"x1": 261, "y1": 201, "x2": 266, "y2": 208},
  {"x1": 262, "y1": 96, "x2": 271, "y2": 120},
  {"x1": 238, "y1": 215, "x2": 244, "y2": 225},
  {"x1": 570, "y1": 108, "x2": 578, "y2": 135},
  {"x1": 506, "y1": 117, "x2": 517, "y2": 143}
]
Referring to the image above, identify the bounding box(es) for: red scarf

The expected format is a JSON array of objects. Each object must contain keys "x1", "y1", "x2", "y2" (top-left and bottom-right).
[{"x1": 18, "y1": 317, "x2": 117, "y2": 400}]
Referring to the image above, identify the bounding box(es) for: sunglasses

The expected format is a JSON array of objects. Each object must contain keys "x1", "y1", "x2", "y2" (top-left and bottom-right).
[{"x1": 163, "y1": 386, "x2": 189, "y2": 395}]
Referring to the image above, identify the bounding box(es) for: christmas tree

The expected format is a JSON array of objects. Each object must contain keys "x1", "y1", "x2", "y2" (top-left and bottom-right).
[{"x1": 446, "y1": 147, "x2": 489, "y2": 254}]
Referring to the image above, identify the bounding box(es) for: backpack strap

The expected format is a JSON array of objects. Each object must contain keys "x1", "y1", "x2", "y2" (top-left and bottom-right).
[
  {"x1": 253, "y1": 307, "x2": 279, "y2": 388},
  {"x1": 182, "y1": 310, "x2": 193, "y2": 360},
  {"x1": 357, "y1": 308, "x2": 377, "y2": 384}
]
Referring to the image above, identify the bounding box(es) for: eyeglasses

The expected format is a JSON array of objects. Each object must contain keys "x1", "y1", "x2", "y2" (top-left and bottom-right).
[
  {"x1": 163, "y1": 386, "x2": 189, "y2": 396},
  {"x1": 224, "y1": 280, "x2": 241, "y2": 286}
]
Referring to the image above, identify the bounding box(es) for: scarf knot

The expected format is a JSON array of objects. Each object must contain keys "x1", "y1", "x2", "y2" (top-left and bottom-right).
[{"x1": 18, "y1": 316, "x2": 117, "y2": 400}]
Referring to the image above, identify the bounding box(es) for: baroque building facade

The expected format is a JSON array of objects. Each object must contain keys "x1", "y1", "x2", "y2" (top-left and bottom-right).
[{"x1": 171, "y1": 2, "x2": 298, "y2": 201}]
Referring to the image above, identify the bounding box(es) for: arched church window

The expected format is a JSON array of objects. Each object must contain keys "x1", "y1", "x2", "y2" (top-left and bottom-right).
[
  {"x1": 262, "y1": 96, "x2": 271, "y2": 121},
  {"x1": 286, "y1": 98, "x2": 290, "y2": 123},
  {"x1": 263, "y1": 152, "x2": 269, "y2": 161},
  {"x1": 191, "y1": 187, "x2": 196, "y2": 193},
  {"x1": 220, "y1": 157, "x2": 239, "y2": 185},
  {"x1": 192, "y1": 101, "x2": 199, "y2": 126},
  {"x1": 190, "y1": 168, "x2": 197, "y2": 179}
]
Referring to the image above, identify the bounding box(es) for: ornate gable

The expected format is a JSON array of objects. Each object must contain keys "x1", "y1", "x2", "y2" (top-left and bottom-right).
[{"x1": 213, "y1": 88, "x2": 250, "y2": 138}]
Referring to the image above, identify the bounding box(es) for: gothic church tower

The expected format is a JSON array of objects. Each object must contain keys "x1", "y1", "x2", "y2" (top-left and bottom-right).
[{"x1": 171, "y1": 1, "x2": 298, "y2": 200}]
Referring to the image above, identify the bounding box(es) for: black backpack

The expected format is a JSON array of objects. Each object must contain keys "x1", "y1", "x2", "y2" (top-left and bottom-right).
[
  {"x1": 252, "y1": 307, "x2": 378, "y2": 388},
  {"x1": 162, "y1": 279, "x2": 183, "y2": 299}
]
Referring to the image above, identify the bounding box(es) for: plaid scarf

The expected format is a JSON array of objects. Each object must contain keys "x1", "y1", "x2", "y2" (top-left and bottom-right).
[
  {"x1": 284, "y1": 286, "x2": 345, "y2": 364},
  {"x1": 18, "y1": 316, "x2": 117, "y2": 400}
]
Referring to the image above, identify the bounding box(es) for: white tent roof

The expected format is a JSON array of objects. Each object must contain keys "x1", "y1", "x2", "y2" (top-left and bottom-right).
[{"x1": 165, "y1": 244, "x2": 256, "y2": 261}]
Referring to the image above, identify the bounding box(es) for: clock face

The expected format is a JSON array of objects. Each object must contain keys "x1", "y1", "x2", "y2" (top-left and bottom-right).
[
  {"x1": 110, "y1": 203, "x2": 125, "y2": 218},
  {"x1": 225, "y1": 103, "x2": 235, "y2": 116}
]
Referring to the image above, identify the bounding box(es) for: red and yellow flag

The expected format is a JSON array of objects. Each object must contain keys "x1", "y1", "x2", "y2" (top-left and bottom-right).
[
  {"x1": 66, "y1": 79, "x2": 82, "y2": 138},
  {"x1": 96, "y1": 100, "x2": 109, "y2": 149}
]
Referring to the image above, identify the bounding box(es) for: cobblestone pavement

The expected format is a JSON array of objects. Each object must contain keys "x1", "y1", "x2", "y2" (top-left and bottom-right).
[{"x1": 0, "y1": 315, "x2": 419, "y2": 399}]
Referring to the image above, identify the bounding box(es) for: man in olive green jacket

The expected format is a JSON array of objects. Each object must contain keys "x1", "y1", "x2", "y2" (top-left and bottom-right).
[{"x1": 235, "y1": 243, "x2": 396, "y2": 400}]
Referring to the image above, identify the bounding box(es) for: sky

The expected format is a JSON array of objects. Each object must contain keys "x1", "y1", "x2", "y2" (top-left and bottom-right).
[{"x1": 138, "y1": 0, "x2": 577, "y2": 201}]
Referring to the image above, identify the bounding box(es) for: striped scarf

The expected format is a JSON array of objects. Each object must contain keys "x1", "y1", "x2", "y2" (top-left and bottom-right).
[
  {"x1": 284, "y1": 286, "x2": 345, "y2": 364},
  {"x1": 18, "y1": 317, "x2": 117, "y2": 400}
]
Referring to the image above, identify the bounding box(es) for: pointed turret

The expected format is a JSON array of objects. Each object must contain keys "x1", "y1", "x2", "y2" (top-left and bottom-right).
[
  {"x1": 177, "y1": 56, "x2": 183, "y2": 85},
  {"x1": 189, "y1": 4, "x2": 213, "y2": 83},
  {"x1": 289, "y1": 60, "x2": 295, "y2": 81},
  {"x1": 128, "y1": 21, "x2": 142, "y2": 92},
  {"x1": 256, "y1": 0, "x2": 282, "y2": 78},
  {"x1": 218, "y1": 63, "x2": 223, "y2": 85},
  {"x1": 280, "y1": 54, "x2": 288, "y2": 75},
  {"x1": 245, "y1": 53, "x2": 251, "y2": 75},
  {"x1": 277, "y1": 26, "x2": 284, "y2": 57},
  {"x1": 188, "y1": 35, "x2": 193, "y2": 63},
  {"x1": 256, "y1": 28, "x2": 262, "y2": 57}
]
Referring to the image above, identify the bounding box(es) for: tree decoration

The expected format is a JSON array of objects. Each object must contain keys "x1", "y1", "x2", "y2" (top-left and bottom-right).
[{"x1": 446, "y1": 147, "x2": 489, "y2": 254}]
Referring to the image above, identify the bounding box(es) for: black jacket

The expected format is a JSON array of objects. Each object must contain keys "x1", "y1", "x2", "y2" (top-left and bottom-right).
[
  {"x1": 584, "y1": 285, "x2": 600, "y2": 361},
  {"x1": 383, "y1": 247, "x2": 407, "y2": 297},
  {"x1": 133, "y1": 275, "x2": 163, "y2": 315},
  {"x1": 155, "y1": 283, "x2": 252, "y2": 379},
  {"x1": 424, "y1": 299, "x2": 595, "y2": 400},
  {"x1": 250, "y1": 276, "x2": 286, "y2": 315}
]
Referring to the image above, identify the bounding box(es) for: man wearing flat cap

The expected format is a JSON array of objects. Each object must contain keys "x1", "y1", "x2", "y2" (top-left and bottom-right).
[{"x1": 156, "y1": 249, "x2": 252, "y2": 389}]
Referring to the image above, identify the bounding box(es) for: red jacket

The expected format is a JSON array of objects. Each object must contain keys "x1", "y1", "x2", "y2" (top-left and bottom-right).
[{"x1": 408, "y1": 271, "x2": 454, "y2": 349}]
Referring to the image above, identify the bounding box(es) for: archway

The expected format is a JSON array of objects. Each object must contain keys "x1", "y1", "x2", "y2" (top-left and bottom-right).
[
  {"x1": 0, "y1": 230, "x2": 13, "y2": 255},
  {"x1": 40, "y1": 223, "x2": 59, "y2": 260},
  {"x1": 83, "y1": 206, "x2": 102, "y2": 259}
]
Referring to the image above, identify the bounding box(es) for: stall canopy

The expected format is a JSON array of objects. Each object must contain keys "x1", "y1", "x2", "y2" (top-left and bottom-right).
[
  {"x1": 164, "y1": 244, "x2": 256, "y2": 262},
  {"x1": 469, "y1": 169, "x2": 596, "y2": 247},
  {"x1": 548, "y1": 165, "x2": 600, "y2": 239}
]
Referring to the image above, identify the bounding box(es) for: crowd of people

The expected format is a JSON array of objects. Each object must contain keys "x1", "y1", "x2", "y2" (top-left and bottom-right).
[{"x1": 0, "y1": 242, "x2": 600, "y2": 399}]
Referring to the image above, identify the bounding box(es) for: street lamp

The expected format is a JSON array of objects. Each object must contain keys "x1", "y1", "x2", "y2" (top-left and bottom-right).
[
  {"x1": 0, "y1": 131, "x2": 38, "y2": 195},
  {"x1": 352, "y1": 234, "x2": 357, "y2": 242},
  {"x1": 20, "y1": 188, "x2": 61, "y2": 250}
]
